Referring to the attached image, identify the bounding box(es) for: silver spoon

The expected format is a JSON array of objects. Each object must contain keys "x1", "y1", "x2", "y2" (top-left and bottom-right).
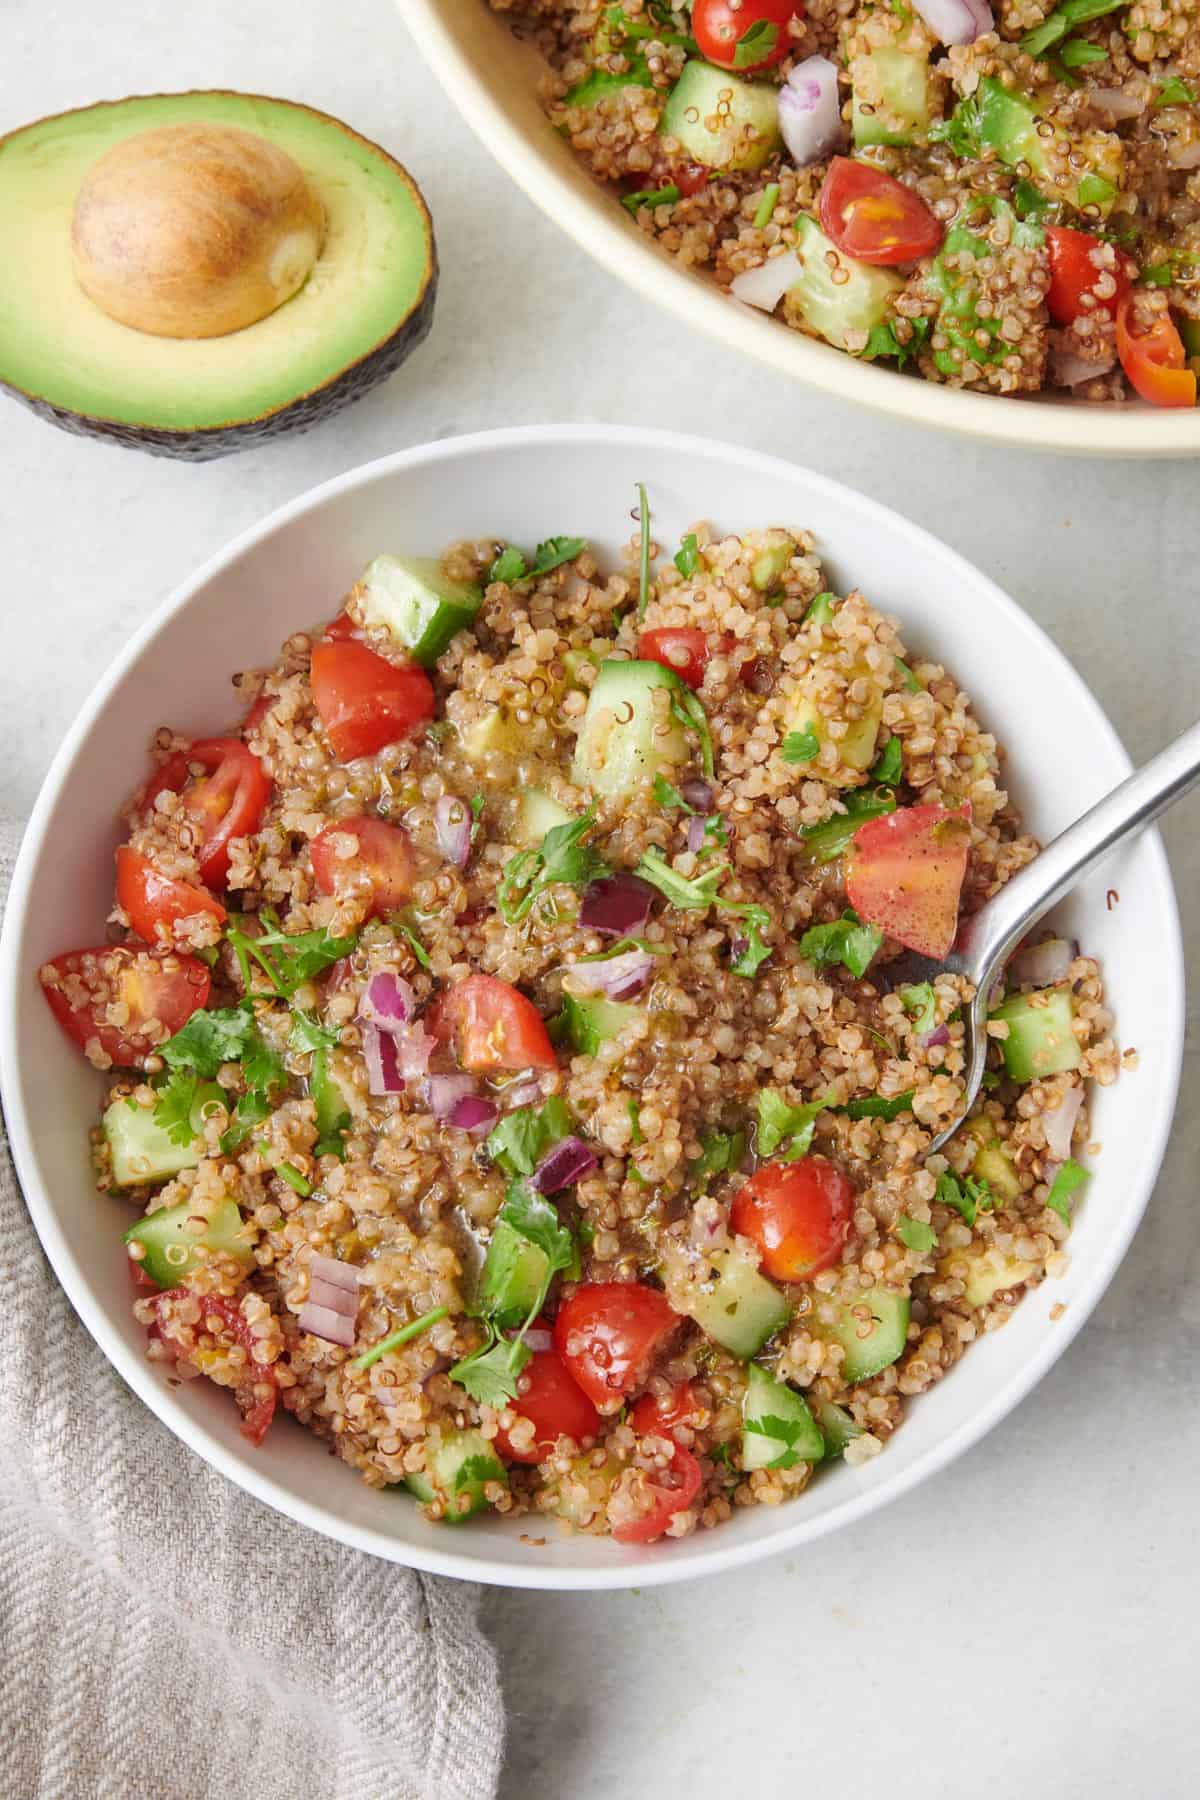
[{"x1": 889, "y1": 720, "x2": 1200, "y2": 1154}]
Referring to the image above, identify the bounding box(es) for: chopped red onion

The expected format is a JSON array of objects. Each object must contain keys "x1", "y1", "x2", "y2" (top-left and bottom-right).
[
  {"x1": 1042, "y1": 1084, "x2": 1084, "y2": 1163},
  {"x1": 310, "y1": 1253, "x2": 359, "y2": 1293},
  {"x1": 424, "y1": 1073, "x2": 477, "y2": 1119},
  {"x1": 579, "y1": 872, "x2": 654, "y2": 937},
  {"x1": 360, "y1": 970, "x2": 415, "y2": 1031},
  {"x1": 777, "y1": 57, "x2": 842, "y2": 167},
  {"x1": 1009, "y1": 937, "x2": 1077, "y2": 989},
  {"x1": 503, "y1": 1076, "x2": 546, "y2": 1110},
  {"x1": 362, "y1": 1023, "x2": 403, "y2": 1095},
  {"x1": 395, "y1": 1022, "x2": 434, "y2": 1080},
  {"x1": 681, "y1": 777, "x2": 714, "y2": 811},
  {"x1": 296, "y1": 1303, "x2": 356, "y2": 1348},
  {"x1": 449, "y1": 1095, "x2": 500, "y2": 1134},
  {"x1": 1086, "y1": 86, "x2": 1144, "y2": 121},
  {"x1": 920, "y1": 1023, "x2": 951, "y2": 1050},
  {"x1": 435, "y1": 792, "x2": 472, "y2": 869},
  {"x1": 566, "y1": 948, "x2": 656, "y2": 1001},
  {"x1": 686, "y1": 814, "x2": 708, "y2": 854},
  {"x1": 532, "y1": 1135, "x2": 599, "y2": 1193},
  {"x1": 1050, "y1": 349, "x2": 1116, "y2": 388},
  {"x1": 912, "y1": 0, "x2": 993, "y2": 44},
  {"x1": 731, "y1": 250, "x2": 804, "y2": 313}
]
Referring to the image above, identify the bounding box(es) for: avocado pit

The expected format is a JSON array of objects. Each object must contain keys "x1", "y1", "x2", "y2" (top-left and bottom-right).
[{"x1": 71, "y1": 123, "x2": 326, "y2": 339}]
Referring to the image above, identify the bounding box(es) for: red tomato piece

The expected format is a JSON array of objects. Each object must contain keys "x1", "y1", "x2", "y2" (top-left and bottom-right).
[
  {"x1": 692, "y1": 0, "x2": 801, "y2": 72},
  {"x1": 612, "y1": 1444, "x2": 703, "y2": 1545},
  {"x1": 630, "y1": 1381, "x2": 701, "y2": 1440},
  {"x1": 1045, "y1": 226, "x2": 1132, "y2": 326},
  {"x1": 731, "y1": 1156, "x2": 855, "y2": 1283},
  {"x1": 555, "y1": 1283, "x2": 680, "y2": 1413},
  {"x1": 242, "y1": 691, "x2": 274, "y2": 735},
  {"x1": 845, "y1": 802, "x2": 971, "y2": 960},
  {"x1": 323, "y1": 611, "x2": 361, "y2": 640},
  {"x1": 638, "y1": 628, "x2": 710, "y2": 690},
  {"x1": 1116, "y1": 296, "x2": 1197, "y2": 408},
  {"x1": 310, "y1": 640, "x2": 435, "y2": 763},
  {"x1": 430, "y1": 973, "x2": 558, "y2": 1073},
  {"x1": 40, "y1": 944, "x2": 211, "y2": 1067},
  {"x1": 115, "y1": 846, "x2": 226, "y2": 946},
  {"x1": 310, "y1": 816, "x2": 416, "y2": 919},
  {"x1": 492, "y1": 1348, "x2": 602, "y2": 1463},
  {"x1": 674, "y1": 162, "x2": 710, "y2": 198},
  {"x1": 154, "y1": 1293, "x2": 277, "y2": 1445},
  {"x1": 819, "y1": 157, "x2": 943, "y2": 266},
  {"x1": 180, "y1": 739, "x2": 272, "y2": 889},
  {"x1": 138, "y1": 750, "x2": 191, "y2": 815}
]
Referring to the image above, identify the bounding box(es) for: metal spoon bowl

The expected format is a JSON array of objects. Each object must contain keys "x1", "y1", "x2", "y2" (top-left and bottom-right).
[{"x1": 894, "y1": 720, "x2": 1200, "y2": 1154}]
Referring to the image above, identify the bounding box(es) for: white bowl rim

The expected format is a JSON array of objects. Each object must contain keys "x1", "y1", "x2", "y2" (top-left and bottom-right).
[
  {"x1": 403, "y1": 0, "x2": 1200, "y2": 460},
  {"x1": 0, "y1": 423, "x2": 1185, "y2": 1590}
]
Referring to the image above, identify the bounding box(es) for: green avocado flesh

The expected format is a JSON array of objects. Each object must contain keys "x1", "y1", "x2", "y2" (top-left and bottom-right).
[{"x1": 0, "y1": 92, "x2": 436, "y2": 443}]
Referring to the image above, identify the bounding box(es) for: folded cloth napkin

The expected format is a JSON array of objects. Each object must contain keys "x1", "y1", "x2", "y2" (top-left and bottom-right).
[{"x1": 0, "y1": 818, "x2": 505, "y2": 1800}]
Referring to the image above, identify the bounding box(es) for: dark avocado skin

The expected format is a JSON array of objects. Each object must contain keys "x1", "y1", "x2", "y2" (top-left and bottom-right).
[
  {"x1": 1, "y1": 254, "x2": 437, "y2": 460},
  {"x1": 0, "y1": 93, "x2": 439, "y2": 460}
]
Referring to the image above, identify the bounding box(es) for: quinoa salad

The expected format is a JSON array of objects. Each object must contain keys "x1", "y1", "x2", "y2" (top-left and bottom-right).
[
  {"x1": 39, "y1": 503, "x2": 1119, "y2": 1543},
  {"x1": 486, "y1": 0, "x2": 1200, "y2": 406}
]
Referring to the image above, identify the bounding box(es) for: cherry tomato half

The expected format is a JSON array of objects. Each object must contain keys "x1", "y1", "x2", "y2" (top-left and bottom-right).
[
  {"x1": 310, "y1": 816, "x2": 415, "y2": 919},
  {"x1": 1045, "y1": 226, "x2": 1132, "y2": 326},
  {"x1": 674, "y1": 162, "x2": 711, "y2": 198},
  {"x1": 140, "y1": 739, "x2": 271, "y2": 890},
  {"x1": 555, "y1": 1282, "x2": 680, "y2": 1413},
  {"x1": 1116, "y1": 295, "x2": 1197, "y2": 408},
  {"x1": 115, "y1": 846, "x2": 226, "y2": 946},
  {"x1": 242, "y1": 692, "x2": 274, "y2": 736},
  {"x1": 638, "y1": 628, "x2": 710, "y2": 689},
  {"x1": 154, "y1": 1292, "x2": 277, "y2": 1445},
  {"x1": 310, "y1": 640, "x2": 435, "y2": 763},
  {"x1": 492, "y1": 1348, "x2": 602, "y2": 1463},
  {"x1": 731, "y1": 1155, "x2": 855, "y2": 1283},
  {"x1": 845, "y1": 802, "x2": 971, "y2": 960},
  {"x1": 430, "y1": 973, "x2": 558, "y2": 1072},
  {"x1": 323, "y1": 611, "x2": 362, "y2": 641},
  {"x1": 819, "y1": 158, "x2": 943, "y2": 266},
  {"x1": 692, "y1": 0, "x2": 801, "y2": 73},
  {"x1": 612, "y1": 1444, "x2": 703, "y2": 1545},
  {"x1": 40, "y1": 943, "x2": 211, "y2": 1067},
  {"x1": 630, "y1": 1381, "x2": 701, "y2": 1440}
]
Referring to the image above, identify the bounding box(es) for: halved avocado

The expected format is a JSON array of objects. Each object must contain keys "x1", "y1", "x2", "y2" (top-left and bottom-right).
[{"x1": 0, "y1": 91, "x2": 437, "y2": 458}]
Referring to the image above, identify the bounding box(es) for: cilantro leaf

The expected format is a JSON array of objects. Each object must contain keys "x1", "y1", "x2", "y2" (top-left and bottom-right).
[
  {"x1": 929, "y1": 90, "x2": 983, "y2": 159},
  {"x1": 689, "y1": 1128, "x2": 746, "y2": 1185},
  {"x1": 621, "y1": 183, "x2": 680, "y2": 214},
  {"x1": 449, "y1": 1331, "x2": 533, "y2": 1407},
  {"x1": 756, "y1": 1088, "x2": 831, "y2": 1159},
  {"x1": 497, "y1": 808, "x2": 609, "y2": 923},
  {"x1": 395, "y1": 919, "x2": 433, "y2": 970},
  {"x1": 218, "y1": 1087, "x2": 273, "y2": 1155},
  {"x1": 499, "y1": 1179, "x2": 578, "y2": 1274},
  {"x1": 728, "y1": 904, "x2": 773, "y2": 978},
  {"x1": 489, "y1": 544, "x2": 528, "y2": 584},
  {"x1": 798, "y1": 910, "x2": 884, "y2": 979},
  {"x1": 485, "y1": 1097, "x2": 574, "y2": 1178},
  {"x1": 653, "y1": 773, "x2": 693, "y2": 811},
  {"x1": 1059, "y1": 37, "x2": 1108, "y2": 67},
  {"x1": 800, "y1": 787, "x2": 897, "y2": 864},
  {"x1": 1046, "y1": 1158, "x2": 1089, "y2": 1226},
  {"x1": 1156, "y1": 76, "x2": 1196, "y2": 108},
  {"x1": 898, "y1": 982, "x2": 937, "y2": 1037},
  {"x1": 674, "y1": 532, "x2": 700, "y2": 578},
  {"x1": 289, "y1": 1010, "x2": 339, "y2": 1053},
  {"x1": 160, "y1": 1002, "x2": 261, "y2": 1079},
  {"x1": 1022, "y1": 0, "x2": 1124, "y2": 58},
  {"x1": 897, "y1": 1215, "x2": 937, "y2": 1253},
  {"x1": 227, "y1": 915, "x2": 357, "y2": 1001},
  {"x1": 733, "y1": 18, "x2": 778, "y2": 67},
  {"x1": 150, "y1": 1069, "x2": 205, "y2": 1148},
  {"x1": 870, "y1": 736, "x2": 903, "y2": 786},
  {"x1": 634, "y1": 846, "x2": 728, "y2": 910},
  {"x1": 533, "y1": 535, "x2": 587, "y2": 575},
  {"x1": 451, "y1": 1179, "x2": 579, "y2": 1402},
  {"x1": 859, "y1": 315, "x2": 931, "y2": 371},
  {"x1": 781, "y1": 727, "x2": 819, "y2": 766},
  {"x1": 277, "y1": 1162, "x2": 312, "y2": 1197},
  {"x1": 1013, "y1": 179, "x2": 1052, "y2": 224},
  {"x1": 843, "y1": 1090, "x2": 914, "y2": 1122},
  {"x1": 669, "y1": 684, "x2": 715, "y2": 779}
]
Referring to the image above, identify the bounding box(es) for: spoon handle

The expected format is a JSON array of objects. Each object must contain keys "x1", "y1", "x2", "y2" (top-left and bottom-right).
[{"x1": 961, "y1": 718, "x2": 1200, "y2": 975}]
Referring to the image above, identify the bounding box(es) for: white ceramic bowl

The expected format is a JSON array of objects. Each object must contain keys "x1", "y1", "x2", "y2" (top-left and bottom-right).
[
  {"x1": 404, "y1": 1, "x2": 1200, "y2": 459},
  {"x1": 0, "y1": 426, "x2": 1184, "y2": 1589}
]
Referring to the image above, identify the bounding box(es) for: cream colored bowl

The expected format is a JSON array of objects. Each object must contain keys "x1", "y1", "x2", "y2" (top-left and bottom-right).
[{"x1": 404, "y1": 0, "x2": 1200, "y2": 459}]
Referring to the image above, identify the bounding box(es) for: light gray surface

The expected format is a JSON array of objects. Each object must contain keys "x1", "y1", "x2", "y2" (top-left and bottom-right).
[{"x1": 2, "y1": 3, "x2": 1196, "y2": 1796}]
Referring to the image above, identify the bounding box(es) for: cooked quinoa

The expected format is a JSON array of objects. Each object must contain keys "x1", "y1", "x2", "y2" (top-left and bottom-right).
[
  {"x1": 41, "y1": 511, "x2": 1118, "y2": 1543},
  {"x1": 486, "y1": 0, "x2": 1200, "y2": 405}
]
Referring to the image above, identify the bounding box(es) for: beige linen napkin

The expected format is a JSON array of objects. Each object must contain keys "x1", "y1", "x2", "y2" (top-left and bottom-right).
[{"x1": 0, "y1": 820, "x2": 505, "y2": 1800}]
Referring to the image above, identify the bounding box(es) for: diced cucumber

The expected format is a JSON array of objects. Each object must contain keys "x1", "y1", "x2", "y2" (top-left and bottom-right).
[
  {"x1": 682, "y1": 1246, "x2": 792, "y2": 1359},
  {"x1": 546, "y1": 1452, "x2": 621, "y2": 1528},
  {"x1": 815, "y1": 1398, "x2": 864, "y2": 1459},
  {"x1": 565, "y1": 60, "x2": 655, "y2": 109},
  {"x1": 783, "y1": 215, "x2": 903, "y2": 353},
  {"x1": 940, "y1": 1247, "x2": 1035, "y2": 1309},
  {"x1": 805, "y1": 592, "x2": 837, "y2": 628},
  {"x1": 563, "y1": 645, "x2": 605, "y2": 689},
  {"x1": 123, "y1": 1196, "x2": 252, "y2": 1289},
  {"x1": 786, "y1": 672, "x2": 883, "y2": 774},
  {"x1": 560, "y1": 992, "x2": 642, "y2": 1057},
  {"x1": 104, "y1": 1082, "x2": 223, "y2": 1188},
  {"x1": 972, "y1": 77, "x2": 1122, "y2": 214},
  {"x1": 517, "y1": 788, "x2": 574, "y2": 846},
  {"x1": 461, "y1": 706, "x2": 524, "y2": 761},
  {"x1": 963, "y1": 1116, "x2": 1022, "y2": 1204},
  {"x1": 356, "y1": 554, "x2": 482, "y2": 667},
  {"x1": 477, "y1": 1221, "x2": 551, "y2": 1331},
  {"x1": 405, "y1": 1428, "x2": 507, "y2": 1521},
  {"x1": 990, "y1": 987, "x2": 1081, "y2": 1084},
  {"x1": 660, "y1": 60, "x2": 781, "y2": 173},
  {"x1": 572, "y1": 658, "x2": 687, "y2": 798},
  {"x1": 311, "y1": 1048, "x2": 353, "y2": 1156},
  {"x1": 741, "y1": 1362, "x2": 824, "y2": 1471},
  {"x1": 817, "y1": 1285, "x2": 909, "y2": 1383},
  {"x1": 751, "y1": 536, "x2": 796, "y2": 594},
  {"x1": 851, "y1": 48, "x2": 931, "y2": 148}
]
